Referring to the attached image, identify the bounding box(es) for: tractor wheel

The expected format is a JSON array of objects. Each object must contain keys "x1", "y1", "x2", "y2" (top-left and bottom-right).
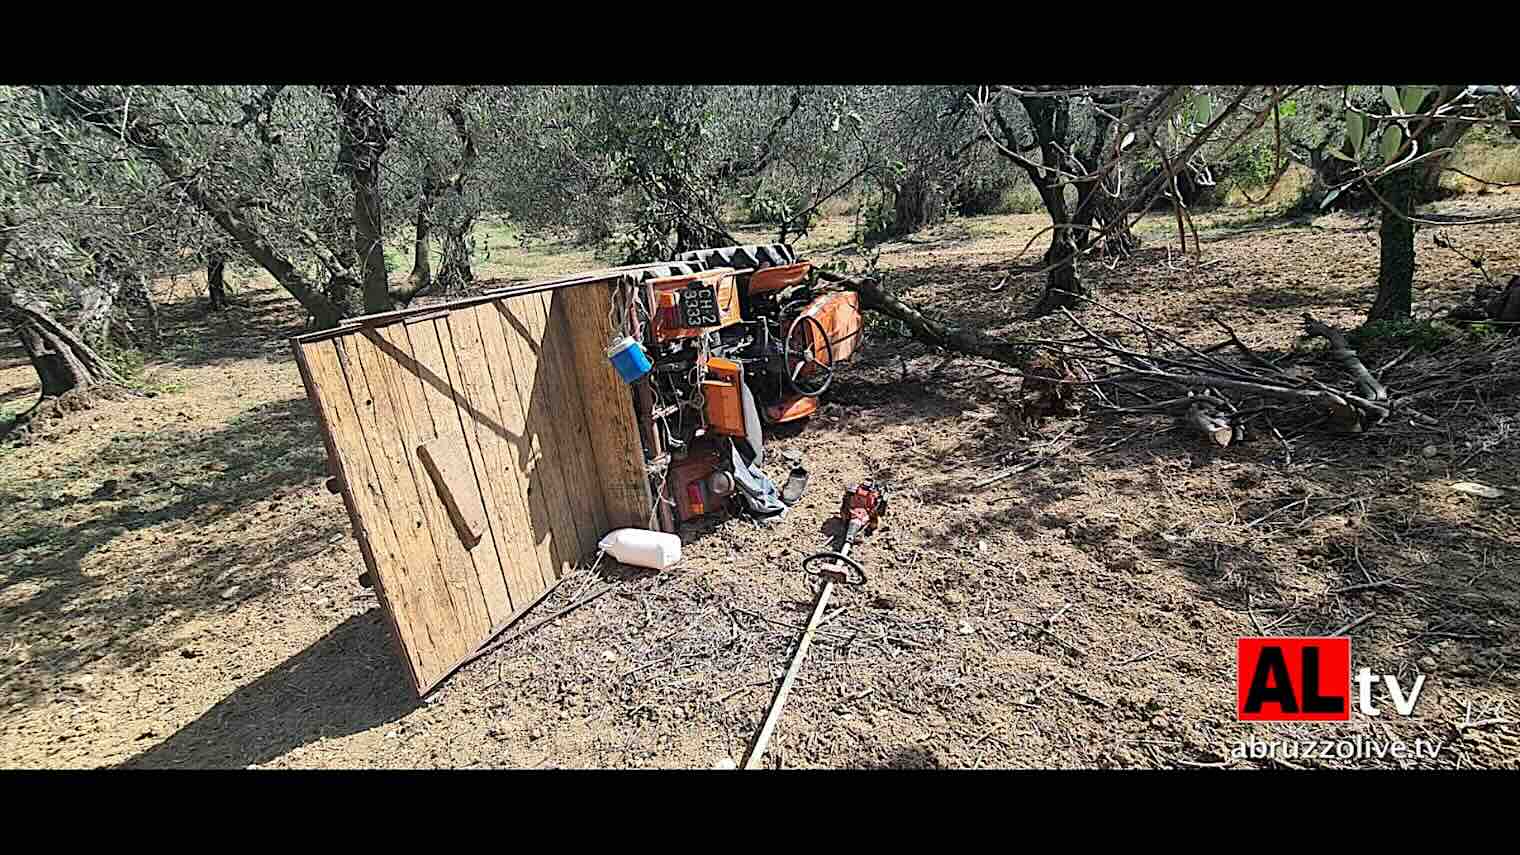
[
  {"x1": 754, "y1": 244, "x2": 791, "y2": 267},
  {"x1": 674, "y1": 244, "x2": 797, "y2": 270}
]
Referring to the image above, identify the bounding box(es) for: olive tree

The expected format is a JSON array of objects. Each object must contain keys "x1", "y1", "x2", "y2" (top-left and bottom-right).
[
  {"x1": 1319, "y1": 85, "x2": 1520, "y2": 323},
  {"x1": 45, "y1": 85, "x2": 448, "y2": 327},
  {"x1": 0, "y1": 86, "x2": 178, "y2": 403}
]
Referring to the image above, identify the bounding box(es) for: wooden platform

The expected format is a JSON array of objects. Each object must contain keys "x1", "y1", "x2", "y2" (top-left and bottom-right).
[{"x1": 292, "y1": 272, "x2": 655, "y2": 694}]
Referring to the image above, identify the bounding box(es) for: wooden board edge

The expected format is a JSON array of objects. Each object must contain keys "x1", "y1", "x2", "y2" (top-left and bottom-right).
[
  {"x1": 416, "y1": 573, "x2": 570, "y2": 696},
  {"x1": 291, "y1": 338, "x2": 424, "y2": 696},
  {"x1": 289, "y1": 267, "x2": 663, "y2": 341},
  {"x1": 561, "y1": 280, "x2": 655, "y2": 530}
]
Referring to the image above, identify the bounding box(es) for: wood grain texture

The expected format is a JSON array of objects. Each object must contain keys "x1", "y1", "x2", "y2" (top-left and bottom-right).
[
  {"x1": 505, "y1": 293, "x2": 589, "y2": 574},
  {"x1": 293, "y1": 339, "x2": 421, "y2": 694},
  {"x1": 537, "y1": 290, "x2": 614, "y2": 554},
  {"x1": 299, "y1": 339, "x2": 436, "y2": 687},
  {"x1": 401, "y1": 320, "x2": 497, "y2": 641},
  {"x1": 468, "y1": 302, "x2": 559, "y2": 595},
  {"x1": 367, "y1": 324, "x2": 503, "y2": 691},
  {"x1": 417, "y1": 436, "x2": 487, "y2": 547},
  {"x1": 339, "y1": 335, "x2": 481, "y2": 679},
  {"x1": 488, "y1": 297, "x2": 577, "y2": 583},
  {"x1": 424, "y1": 317, "x2": 519, "y2": 627},
  {"x1": 556, "y1": 279, "x2": 653, "y2": 530},
  {"x1": 443, "y1": 305, "x2": 539, "y2": 611},
  {"x1": 435, "y1": 309, "x2": 516, "y2": 625}
]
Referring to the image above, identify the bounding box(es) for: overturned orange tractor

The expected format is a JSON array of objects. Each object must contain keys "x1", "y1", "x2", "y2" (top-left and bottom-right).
[{"x1": 622, "y1": 244, "x2": 863, "y2": 526}]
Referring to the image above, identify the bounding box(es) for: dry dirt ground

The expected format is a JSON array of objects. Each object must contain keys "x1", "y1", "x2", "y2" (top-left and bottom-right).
[{"x1": 4, "y1": 197, "x2": 1520, "y2": 769}]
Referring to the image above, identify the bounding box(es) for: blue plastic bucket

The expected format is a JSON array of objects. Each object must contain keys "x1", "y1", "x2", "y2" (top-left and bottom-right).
[{"x1": 607, "y1": 336, "x2": 652, "y2": 383}]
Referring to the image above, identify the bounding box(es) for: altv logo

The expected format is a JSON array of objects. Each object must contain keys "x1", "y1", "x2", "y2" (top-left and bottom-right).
[{"x1": 1236, "y1": 637, "x2": 1427, "y2": 722}]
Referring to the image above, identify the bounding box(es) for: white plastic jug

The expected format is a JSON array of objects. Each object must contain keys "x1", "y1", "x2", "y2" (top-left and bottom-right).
[{"x1": 598, "y1": 528, "x2": 682, "y2": 570}]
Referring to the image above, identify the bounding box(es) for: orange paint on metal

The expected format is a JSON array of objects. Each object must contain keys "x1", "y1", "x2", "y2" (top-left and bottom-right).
[
  {"x1": 648, "y1": 269, "x2": 743, "y2": 343},
  {"x1": 800, "y1": 290, "x2": 862, "y2": 363},
  {"x1": 745, "y1": 261, "x2": 813, "y2": 295},
  {"x1": 670, "y1": 443, "x2": 723, "y2": 523},
  {"x1": 766, "y1": 394, "x2": 819, "y2": 424}
]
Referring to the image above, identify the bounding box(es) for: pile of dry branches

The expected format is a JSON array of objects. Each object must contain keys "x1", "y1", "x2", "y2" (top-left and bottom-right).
[
  {"x1": 1021, "y1": 295, "x2": 1400, "y2": 448},
  {"x1": 827, "y1": 272, "x2": 1520, "y2": 451}
]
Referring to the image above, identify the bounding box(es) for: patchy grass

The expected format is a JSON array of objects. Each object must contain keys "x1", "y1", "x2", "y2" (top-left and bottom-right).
[
  {"x1": 996, "y1": 183, "x2": 1045, "y2": 215},
  {"x1": 1220, "y1": 163, "x2": 1315, "y2": 210},
  {"x1": 1352, "y1": 316, "x2": 1508, "y2": 351},
  {"x1": 384, "y1": 216, "x2": 609, "y2": 287}
]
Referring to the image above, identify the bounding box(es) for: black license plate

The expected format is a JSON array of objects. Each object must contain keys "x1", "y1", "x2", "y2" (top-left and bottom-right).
[{"x1": 679, "y1": 284, "x2": 721, "y2": 327}]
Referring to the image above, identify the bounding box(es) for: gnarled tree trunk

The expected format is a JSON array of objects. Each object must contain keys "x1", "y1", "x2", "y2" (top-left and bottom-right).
[
  {"x1": 351, "y1": 170, "x2": 389, "y2": 313},
  {"x1": 75, "y1": 274, "x2": 122, "y2": 352},
  {"x1": 1485, "y1": 275, "x2": 1520, "y2": 330},
  {"x1": 1030, "y1": 228, "x2": 1083, "y2": 316},
  {"x1": 409, "y1": 196, "x2": 432, "y2": 295},
  {"x1": 2, "y1": 285, "x2": 124, "y2": 399},
  {"x1": 326, "y1": 86, "x2": 396, "y2": 315},
  {"x1": 990, "y1": 94, "x2": 1093, "y2": 317},
  {"x1": 889, "y1": 171, "x2": 945, "y2": 238},
  {"x1": 436, "y1": 219, "x2": 474, "y2": 294}
]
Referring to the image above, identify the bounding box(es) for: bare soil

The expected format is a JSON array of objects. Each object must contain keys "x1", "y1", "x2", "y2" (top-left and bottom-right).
[{"x1": 4, "y1": 198, "x2": 1519, "y2": 769}]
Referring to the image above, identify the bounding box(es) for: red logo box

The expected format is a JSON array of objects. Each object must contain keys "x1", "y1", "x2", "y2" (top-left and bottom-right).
[{"x1": 1237, "y1": 637, "x2": 1351, "y2": 721}]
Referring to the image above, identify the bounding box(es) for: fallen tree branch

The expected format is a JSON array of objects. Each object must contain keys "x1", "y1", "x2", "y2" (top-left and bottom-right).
[
  {"x1": 819, "y1": 270, "x2": 1030, "y2": 366},
  {"x1": 1303, "y1": 314, "x2": 1387, "y2": 402},
  {"x1": 1187, "y1": 401, "x2": 1234, "y2": 447},
  {"x1": 819, "y1": 271, "x2": 1411, "y2": 448}
]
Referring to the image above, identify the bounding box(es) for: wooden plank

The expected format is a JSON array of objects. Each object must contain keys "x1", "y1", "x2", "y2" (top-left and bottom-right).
[
  {"x1": 340, "y1": 334, "x2": 478, "y2": 681},
  {"x1": 557, "y1": 279, "x2": 654, "y2": 530},
  {"x1": 539, "y1": 289, "x2": 615, "y2": 554},
  {"x1": 293, "y1": 340, "x2": 422, "y2": 695},
  {"x1": 364, "y1": 323, "x2": 505, "y2": 689},
  {"x1": 488, "y1": 296, "x2": 580, "y2": 582},
  {"x1": 417, "y1": 437, "x2": 487, "y2": 547},
  {"x1": 401, "y1": 320, "x2": 497, "y2": 642},
  {"x1": 299, "y1": 339, "x2": 435, "y2": 688},
  {"x1": 467, "y1": 302, "x2": 560, "y2": 597},
  {"x1": 442, "y1": 306, "x2": 536, "y2": 617},
  {"x1": 512, "y1": 292, "x2": 595, "y2": 565}
]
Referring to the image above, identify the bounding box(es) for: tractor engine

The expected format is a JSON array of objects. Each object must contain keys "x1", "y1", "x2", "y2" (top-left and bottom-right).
[{"x1": 629, "y1": 245, "x2": 863, "y2": 525}]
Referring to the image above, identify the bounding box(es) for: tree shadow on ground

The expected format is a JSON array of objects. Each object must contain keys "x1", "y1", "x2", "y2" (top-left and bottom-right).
[
  {"x1": 148, "y1": 288, "x2": 309, "y2": 371},
  {"x1": 883, "y1": 264, "x2": 1037, "y2": 338},
  {"x1": 121, "y1": 609, "x2": 419, "y2": 768},
  {"x1": 0, "y1": 396, "x2": 339, "y2": 711},
  {"x1": 1190, "y1": 211, "x2": 1315, "y2": 244}
]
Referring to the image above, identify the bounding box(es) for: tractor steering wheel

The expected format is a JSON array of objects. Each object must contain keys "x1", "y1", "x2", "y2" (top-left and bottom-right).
[{"x1": 783, "y1": 313, "x2": 835, "y2": 398}]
